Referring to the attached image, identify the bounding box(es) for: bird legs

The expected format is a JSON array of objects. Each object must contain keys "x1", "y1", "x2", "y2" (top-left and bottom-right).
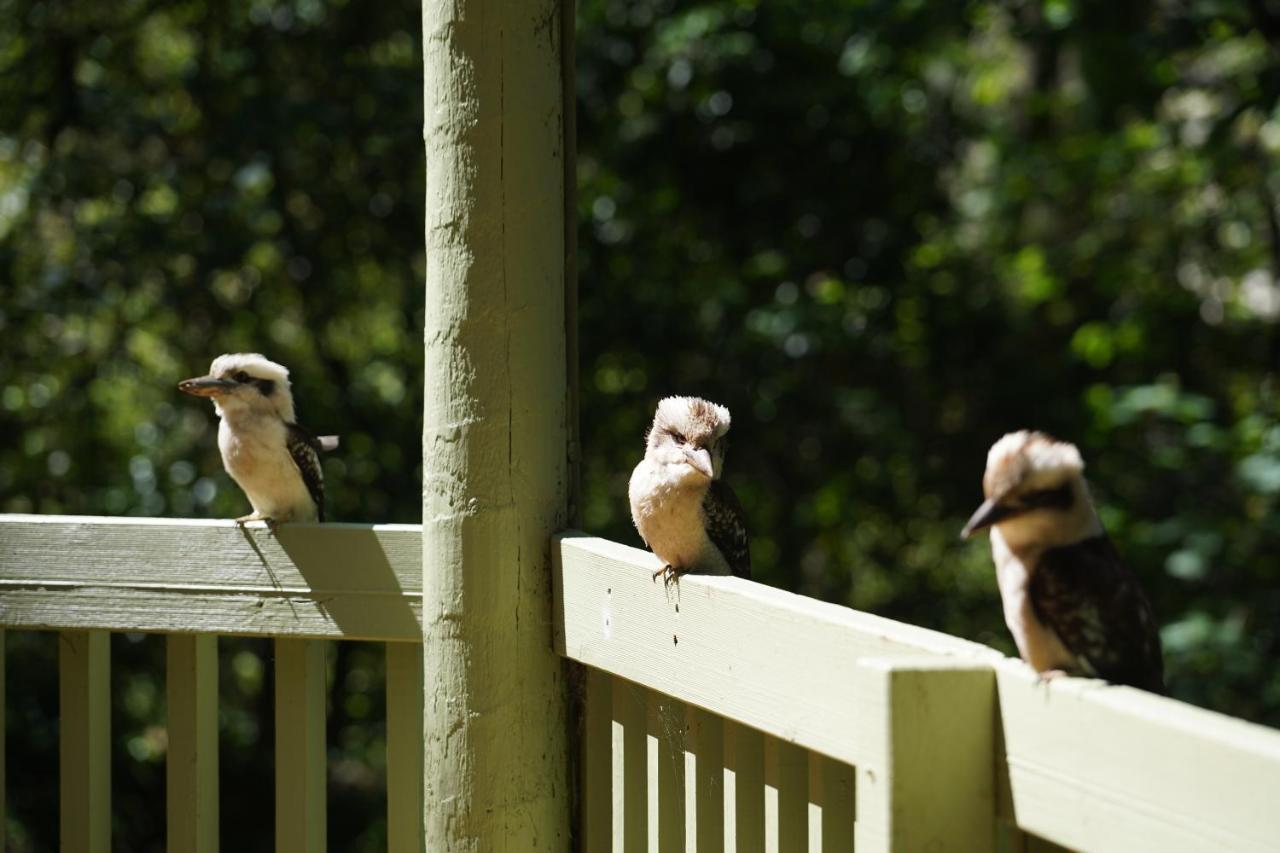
[
  {"x1": 235, "y1": 511, "x2": 279, "y2": 535},
  {"x1": 1035, "y1": 668, "x2": 1069, "y2": 687},
  {"x1": 652, "y1": 563, "x2": 681, "y2": 589}
]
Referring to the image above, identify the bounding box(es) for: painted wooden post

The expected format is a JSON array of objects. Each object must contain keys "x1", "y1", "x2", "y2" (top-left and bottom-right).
[
  {"x1": 852, "y1": 658, "x2": 996, "y2": 853},
  {"x1": 166, "y1": 634, "x2": 219, "y2": 853},
  {"x1": 59, "y1": 630, "x2": 110, "y2": 853},
  {"x1": 420, "y1": 0, "x2": 573, "y2": 848}
]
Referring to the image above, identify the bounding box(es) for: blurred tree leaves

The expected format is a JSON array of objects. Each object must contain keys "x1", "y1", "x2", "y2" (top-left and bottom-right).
[
  {"x1": 575, "y1": 0, "x2": 1280, "y2": 729},
  {"x1": 3, "y1": 0, "x2": 1280, "y2": 847}
]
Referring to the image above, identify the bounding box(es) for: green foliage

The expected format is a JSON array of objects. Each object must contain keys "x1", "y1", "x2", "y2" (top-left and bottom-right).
[
  {"x1": 575, "y1": 0, "x2": 1280, "y2": 728},
  {"x1": 1, "y1": 0, "x2": 420, "y2": 848},
  {"x1": 2, "y1": 0, "x2": 1280, "y2": 847}
]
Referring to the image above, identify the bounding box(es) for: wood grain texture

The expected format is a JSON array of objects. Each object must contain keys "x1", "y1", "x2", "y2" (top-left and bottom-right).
[
  {"x1": 166, "y1": 634, "x2": 219, "y2": 853},
  {"x1": 420, "y1": 0, "x2": 572, "y2": 847},
  {"x1": 0, "y1": 515, "x2": 421, "y2": 641},
  {"x1": 995, "y1": 665, "x2": 1280, "y2": 852},
  {"x1": 554, "y1": 533, "x2": 999, "y2": 766},
  {"x1": 60, "y1": 630, "x2": 110, "y2": 853}
]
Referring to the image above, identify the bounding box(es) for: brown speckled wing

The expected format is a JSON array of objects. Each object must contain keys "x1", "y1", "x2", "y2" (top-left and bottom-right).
[
  {"x1": 1031, "y1": 535, "x2": 1165, "y2": 693},
  {"x1": 286, "y1": 423, "x2": 326, "y2": 523},
  {"x1": 702, "y1": 479, "x2": 751, "y2": 579}
]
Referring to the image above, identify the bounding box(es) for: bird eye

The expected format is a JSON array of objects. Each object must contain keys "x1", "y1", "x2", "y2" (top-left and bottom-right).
[
  {"x1": 670, "y1": 430, "x2": 687, "y2": 445},
  {"x1": 234, "y1": 371, "x2": 250, "y2": 383}
]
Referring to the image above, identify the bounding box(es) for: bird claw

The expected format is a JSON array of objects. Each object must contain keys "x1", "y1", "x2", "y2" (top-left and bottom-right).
[
  {"x1": 652, "y1": 564, "x2": 680, "y2": 589},
  {"x1": 235, "y1": 514, "x2": 279, "y2": 536},
  {"x1": 1035, "y1": 669, "x2": 1068, "y2": 687}
]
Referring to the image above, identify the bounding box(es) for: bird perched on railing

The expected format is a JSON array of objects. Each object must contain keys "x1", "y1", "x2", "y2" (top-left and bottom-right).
[
  {"x1": 629, "y1": 396, "x2": 751, "y2": 585},
  {"x1": 179, "y1": 353, "x2": 337, "y2": 529},
  {"x1": 961, "y1": 430, "x2": 1165, "y2": 693}
]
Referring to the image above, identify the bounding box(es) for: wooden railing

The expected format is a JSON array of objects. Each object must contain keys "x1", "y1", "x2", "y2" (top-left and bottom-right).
[
  {"x1": 552, "y1": 532, "x2": 1280, "y2": 853},
  {"x1": 4, "y1": 516, "x2": 1280, "y2": 852},
  {"x1": 0, "y1": 514, "x2": 424, "y2": 853}
]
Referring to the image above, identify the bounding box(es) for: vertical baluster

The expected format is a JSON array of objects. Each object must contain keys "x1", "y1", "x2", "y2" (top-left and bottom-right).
[
  {"x1": 60, "y1": 630, "x2": 110, "y2": 853},
  {"x1": 274, "y1": 638, "x2": 327, "y2": 853},
  {"x1": 814, "y1": 755, "x2": 854, "y2": 853},
  {"x1": 727, "y1": 721, "x2": 764, "y2": 853},
  {"x1": 166, "y1": 634, "x2": 219, "y2": 853},
  {"x1": 649, "y1": 694, "x2": 685, "y2": 852},
  {"x1": 581, "y1": 668, "x2": 612, "y2": 850},
  {"x1": 690, "y1": 706, "x2": 724, "y2": 853},
  {"x1": 765, "y1": 738, "x2": 808, "y2": 853},
  {"x1": 614, "y1": 678, "x2": 647, "y2": 853},
  {"x1": 386, "y1": 643, "x2": 424, "y2": 853}
]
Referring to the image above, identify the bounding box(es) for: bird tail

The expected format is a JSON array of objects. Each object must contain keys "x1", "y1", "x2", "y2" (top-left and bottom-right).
[{"x1": 318, "y1": 435, "x2": 340, "y2": 452}]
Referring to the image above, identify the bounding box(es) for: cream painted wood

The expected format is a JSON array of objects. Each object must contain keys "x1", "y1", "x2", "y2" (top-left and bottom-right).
[
  {"x1": 274, "y1": 638, "x2": 326, "y2": 853},
  {"x1": 648, "y1": 694, "x2": 685, "y2": 852},
  {"x1": 555, "y1": 533, "x2": 1280, "y2": 852},
  {"x1": 582, "y1": 668, "x2": 613, "y2": 851},
  {"x1": 166, "y1": 634, "x2": 219, "y2": 853},
  {"x1": 728, "y1": 722, "x2": 765, "y2": 853},
  {"x1": 385, "y1": 643, "x2": 424, "y2": 853},
  {"x1": 690, "y1": 706, "x2": 724, "y2": 852},
  {"x1": 994, "y1": 663, "x2": 1280, "y2": 852},
  {"x1": 764, "y1": 737, "x2": 807, "y2": 853},
  {"x1": 554, "y1": 533, "x2": 999, "y2": 767},
  {"x1": 0, "y1": 516, "x2": 421, "y2": 640},
  {"x1": 851, "y1": 658, "x2": 995, "y2": 853},
  {"x1": 419, "y1": 0, "x2": 573, "y2": 844},
  {"x1": 59, "y1": 630, "x2": 110, "y2": 853},
  {"x1": 614, "y1": 678, "x2": 647, "y2": 853},
  {"x1": 815, "y1": 756, "x2": 854, "y2": 853}
]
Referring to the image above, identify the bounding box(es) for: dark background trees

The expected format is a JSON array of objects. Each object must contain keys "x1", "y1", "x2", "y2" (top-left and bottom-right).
[{"x1": 2, "y1": 0, "x2": 1278, "y2": 848}]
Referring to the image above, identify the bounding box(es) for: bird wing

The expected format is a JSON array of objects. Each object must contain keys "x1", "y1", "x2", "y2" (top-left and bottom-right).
[
  {"x1": 701, "y1": 479, "x2": 751, "y2": 579},
  {"x1": 1031, "y1": 535, "x2": 1165, "y2": 692},
  {"x1": 286, "y1": 423, "x2": 326, "y2": 523}
]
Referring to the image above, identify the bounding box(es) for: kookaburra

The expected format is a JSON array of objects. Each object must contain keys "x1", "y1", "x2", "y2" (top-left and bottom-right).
[
  {"x1": 962, "y1": 431, "x2": 1165, "y2": 693},
  {"x1": 629, "y1": 396, "x2": 751, "y2": 584},
  {"x1": 179, "y1": 353, "x2": 336, "y2": 527}
]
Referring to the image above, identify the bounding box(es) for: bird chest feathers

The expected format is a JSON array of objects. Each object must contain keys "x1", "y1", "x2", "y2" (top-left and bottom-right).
[
  {"x1": 991, "y1": 529, "x2": 1078, "y2": 674},
  {"x1": 629, "y1": 463, "x2": 718, "y2": 570},
  {"x1": 218, "y1": 414, "x2": 288, "y2": 480}
]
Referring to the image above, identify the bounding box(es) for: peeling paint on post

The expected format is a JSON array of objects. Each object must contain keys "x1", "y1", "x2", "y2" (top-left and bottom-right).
[{"x1": 421, "y1": 0, "x2": 572, "y2": 850}]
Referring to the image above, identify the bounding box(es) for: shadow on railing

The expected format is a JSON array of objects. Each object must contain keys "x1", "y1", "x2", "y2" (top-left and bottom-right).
[
  {"x1": 552, "y1": 531, "x2": 1280, "y2": 853},
  {"x1": 0, "y1": 514, "x2": 425, "y2": 853}
]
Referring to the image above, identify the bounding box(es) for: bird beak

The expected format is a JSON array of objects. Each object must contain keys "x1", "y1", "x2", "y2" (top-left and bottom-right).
[
  {"x1": 960, "y1": 498, "x2": 1016, "y2": 539},
  {"x1": 683, "y1": 446, "x2": 714, "y2": 479},
  {"x1": 178, "y1": 375, "x2": 237, "y2": 397}
]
